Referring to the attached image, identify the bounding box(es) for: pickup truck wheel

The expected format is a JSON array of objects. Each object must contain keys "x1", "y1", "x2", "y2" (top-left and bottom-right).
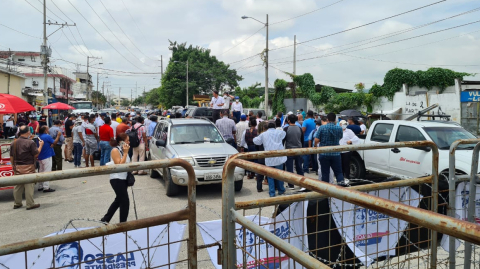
[
  {"x1": 165, "y1": 169, "x2": 180, "y2": 197},
  {"x1": 350, "y1": 155, "x2": 366, "y2": 179},
  {"x1": 234, "y1": 180, "x2": 243, "y2": 192}
]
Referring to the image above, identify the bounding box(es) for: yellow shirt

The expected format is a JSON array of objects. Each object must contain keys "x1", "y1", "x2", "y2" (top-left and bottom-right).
[{"x1": 116, "y1": 117, "x2": 122, "y2": 123}]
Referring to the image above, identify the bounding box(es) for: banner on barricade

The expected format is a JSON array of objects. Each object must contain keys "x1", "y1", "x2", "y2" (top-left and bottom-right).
[
  {"x1": 0, "y1": 222, "x2": 185, "y2": 269},
  {"x1": 331, "y1": 187, "x2": 421, "y2": 266},
  {"x1": 441, "y1": 182, "x2": 480, "y2": 251},
  {"x1": 197, "y1": 201, "x2": 308, "y2": 269}
]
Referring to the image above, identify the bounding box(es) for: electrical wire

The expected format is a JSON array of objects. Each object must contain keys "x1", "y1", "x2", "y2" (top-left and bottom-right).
[
  {"x1": 120, "y1": 0, "x2": 148, "y2": 42},
  {"x1": 97, "y1": 0, "x2": 157, "y2": 62},
  {"x1": 270, "y1": 19, "x2": 480, "y2": 65},
  {"x1": 217, "y1": 26, "x2": 265, "y2": 57},
  {"x1": 0, "y1": 23, "x2": 41, "y2": 39},
  {"x1": 23, "y1": 0, "x2": 56, "y2": 21},
  {"x1": 35, "y1": 0, "x2": 68, "y2": 23},
  {"x1": 228, "y1": 52, "x2": 263, "y2": 65},
  {"x1": 66, "y1": 0, "x2": 145, "y2": 71},
  {"x1": 270, "y1": 0, "x2": 345, "y2": 25},
  {"x1": 272, "y1": 6, "x2": 480, "y2": 62},
  {"x1": 60, "y1": 28, "x2": 87, "y2": 57},
  {"x1": 53, "y1": 58, "x2": 160, "y2": 75}
]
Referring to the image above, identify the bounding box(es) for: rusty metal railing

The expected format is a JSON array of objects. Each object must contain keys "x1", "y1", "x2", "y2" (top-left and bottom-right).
[
  {"x1": 222, "y1": 141, "x2": 480, "y2": 268},
  {"x1": 0, "y1": 159, "x2": 197, "y2": 269},
  {"x1": 448, "y1": 139, "x2": 480, "y2": 269}
]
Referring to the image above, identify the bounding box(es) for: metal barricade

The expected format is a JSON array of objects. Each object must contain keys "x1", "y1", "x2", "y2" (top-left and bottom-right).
[
  {"x1": 449, "y1": 139, "x2": 480, "y2": 269},
  {"x1": 222, "y1": 141, "x2": 480, "y2": 268},
  {"x1": 0, "y1": 159, "x2": 197, "y2": 269}
]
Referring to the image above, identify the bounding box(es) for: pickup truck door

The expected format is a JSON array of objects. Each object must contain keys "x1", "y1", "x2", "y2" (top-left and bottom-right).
[
  {"x1": 364, "y1": 123, "x2": 395, "y2": 174},
  {"x1": 389, "y1": 125, "x2": 431, "y2": 178},
  {"x1": 151, "y1": 122, "x2": 167, "y2": 160}
]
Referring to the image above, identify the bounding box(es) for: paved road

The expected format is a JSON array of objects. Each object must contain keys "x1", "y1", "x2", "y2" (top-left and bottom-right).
[{"x1": 0, "y1": 157, "x2": 319, "y2": 268}]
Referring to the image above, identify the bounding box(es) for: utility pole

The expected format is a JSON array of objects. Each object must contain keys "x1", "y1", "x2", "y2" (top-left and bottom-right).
[
  {"x1": 96, "y1": 72, "x2": 99, "y2": 108},
  {"x1": 42, "y1": 0, "x2": 48, "y2": 124},
  {"x1": 161, "y1": 55, "x2": 163, "y2": 80},
  {"x1": 143, "y1": 86, "x2": 146, "y2": 108},
  {"x1": 86, "y1": 56, "x2": 101, "y2": 101},
  {"x1": 102, "y1": 81, "x2": 105, "y2": 109},
  {"x1": 293, "y1": 35, "x2": 296, "y2": 75},
  {"x1": 186, "y1": 59, "x2": 189, "y2": 106},
  {"x1": 265, "y1": 14, "x2": 269, "y2": 117},
  {"x1": 118, "y1": 87, "x2": 121, "y2": 106}
]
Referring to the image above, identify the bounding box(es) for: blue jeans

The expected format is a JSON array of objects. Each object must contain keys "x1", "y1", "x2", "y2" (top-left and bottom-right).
[
  {"x1": 99, "y1": 141, "x2": 113, "y2": 166},
  {"x1": 267, "y1": 164, "x2": 286, "y2": 197},
  {"x1": 233, "y1": 111, "x2": 241, "y2": 123},
  {"x1": 286, "y1": 155, "x2": 304, "y2": 188},
  {"x1": 302, "y1": 141, "x2": 313, "y2": 172},
  {"x1": 319, "y1": 155, "x2": 344, "y2": 183},
  {"x1": 73, "y1": 143, "x2": 83, "y2": 167}
]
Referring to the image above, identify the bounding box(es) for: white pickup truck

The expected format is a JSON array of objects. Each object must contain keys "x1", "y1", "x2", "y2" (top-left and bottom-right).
[{"x1": 350, "y1": 120, "x2": 478, "y2": 184}]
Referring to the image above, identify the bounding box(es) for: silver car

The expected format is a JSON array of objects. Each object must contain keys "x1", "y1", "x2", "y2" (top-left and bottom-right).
[{"x1": 148, "y1": 118, "x2": 244, "y2": 196}]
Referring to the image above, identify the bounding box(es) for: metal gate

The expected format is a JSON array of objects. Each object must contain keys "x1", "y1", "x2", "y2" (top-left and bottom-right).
[
  {"x1": 222, "y1": 141, "x2": 480, "y2": 268},
  {"x1": 0, "y1": 159, "x2": 198, "y2": 269}
]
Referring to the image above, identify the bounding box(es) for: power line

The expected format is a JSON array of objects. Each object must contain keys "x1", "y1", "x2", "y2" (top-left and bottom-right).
[
  {"x1": 66, "y1": 0, "x2": 145, "y2": 71},
  {"x1": 271, "y1": 20, "x2": 480, "y2": 65},
  {"x1": 272, "y1": 6, "x2": 480, "y2": 62},
  {"x1": 35, "y1": 0, "x2": 67, "y2": 22},
  {"x1": 270, "y1": 0, "x2": 447, "y2": 52},
  {"x1": 23, "y1": 0, "x2": 56, "y2": 21},
  {"x1": 120, "y1": 0, "x2": 148, "y2": 42},
  {"x1": 97, "y1": 0, "x2": 157, "y2": 62},
  {"x1": 270, "y1": 0, "x2": 345, "y2": 25},
  {"x1": 53, "y1": 58, "x2": 160, "y2": 75},
  {"x1": 228, "y1": 52, "x2": 263, "y2": 65},
  {"x1": 82, "y1": 0, "x2": 151, "y2": 69},
  {"x1": 217, "y1": 26, "x2": 265, "y2": 57},
  {"x1": 60, "y1": 28, "x2": 87, "y2": 57},
  {"x1": 340, "y1": 53, "x2": 480, "y2": 67},
  {"x1": 0, "y1": 23, "x2": 41, "y2": 39}
]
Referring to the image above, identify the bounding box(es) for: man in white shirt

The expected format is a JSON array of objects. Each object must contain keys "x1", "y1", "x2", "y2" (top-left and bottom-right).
[
  {"x1": 231, "y1": 96, "x2": 243, "y2": 123},
  {"x1": 222, "y1": 92, "x2": 234, "y2": 109},
  {"x1": 235, "y1": 114, "x2": 249, "y2": 148},
  {"x1": 339, "y1": 120, "x2": 359, "y2": 180},
  {"x1": 210, "y1": 90, "x2": 224, "y2": 123},
  {"x1": 110, "y1": 113, "x2": 120, "y2": 138},
  {"x1": 359, "y1": 118, "x2": 367, "y2": 135},
  {"x1": 3, "y1": 114, "x2": 14, "y2": 138}
]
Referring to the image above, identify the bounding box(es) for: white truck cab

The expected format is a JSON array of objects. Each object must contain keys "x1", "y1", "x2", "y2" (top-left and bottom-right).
[{"x1": 351, "y1": 120, "x2": 478, "y2": 181}]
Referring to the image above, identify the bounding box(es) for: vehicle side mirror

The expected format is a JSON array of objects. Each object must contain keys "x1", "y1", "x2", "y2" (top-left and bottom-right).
[
  {"x1": 225, "y1": 138, "x2": 234, "y2": 144},
  {"x1": 414, "y1": 146, "x2": 431, "y2": 152},
  {"x1": 156, "y1": 140, "x2": 166, "y2": 147}
]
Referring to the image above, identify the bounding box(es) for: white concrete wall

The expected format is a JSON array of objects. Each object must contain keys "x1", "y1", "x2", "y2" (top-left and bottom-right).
[{"x1": 372, "y1": 81, "x2": 461, "y2": 123}]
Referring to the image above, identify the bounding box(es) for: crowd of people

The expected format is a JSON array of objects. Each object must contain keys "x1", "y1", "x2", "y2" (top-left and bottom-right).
[
  {"x1": 7, "y1": 109, "x2": 162, "y2": 216},
  {"x1": 214, "y1": 107, "x2": 367, "y2": 198}
]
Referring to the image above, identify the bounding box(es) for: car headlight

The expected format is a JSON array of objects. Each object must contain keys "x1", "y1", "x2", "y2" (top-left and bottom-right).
[{"x1": 180, "y1": 157, "x2": 195, "y2": 166}]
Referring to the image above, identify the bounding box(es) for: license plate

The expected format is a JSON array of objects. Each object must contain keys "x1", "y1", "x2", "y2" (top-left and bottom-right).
[{"x1": 205, "y1": 173, "x2": 222, "y2": 181}]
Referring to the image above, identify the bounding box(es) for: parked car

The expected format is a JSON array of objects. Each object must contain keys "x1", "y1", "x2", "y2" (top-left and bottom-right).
[
  {"x1": 148, "y1": 118, "x2": 244, "y2": 196},
  {"x1": 184, "y1": 107, "x2": 216, "y2": 122},
  {"x1": 99, "y1": 108, "x2": 118, "y2": 114},
  {"x1": 350, "y1": 120, "x2": 479, "y2": 183},
  {"x1": 243, "y1": 109, "x2": 267, "y2": 120}
]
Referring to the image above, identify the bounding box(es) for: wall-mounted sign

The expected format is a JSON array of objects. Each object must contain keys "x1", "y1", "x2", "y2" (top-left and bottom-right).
[{"x1": 461, "y1": 90, "x2": 480, "y2": 102}]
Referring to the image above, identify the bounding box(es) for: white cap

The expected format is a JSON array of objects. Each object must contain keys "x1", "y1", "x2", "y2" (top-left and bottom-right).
[
  {"x1": 287, "y1": 111, "x2": 293, "y2": 115},
  {"x1": 339, "y1": 120, "x2": 347, "y2": 125}
]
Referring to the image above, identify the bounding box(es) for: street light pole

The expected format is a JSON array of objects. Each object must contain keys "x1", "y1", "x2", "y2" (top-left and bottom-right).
[
  {"x1": 186, "y1": 59, "x2": 189, "y2": 106},
  {"x1": 242, "y1": 14, "x2": 269, "y2": 117}
]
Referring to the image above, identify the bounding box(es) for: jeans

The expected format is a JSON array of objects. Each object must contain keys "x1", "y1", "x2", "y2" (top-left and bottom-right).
[
  {"x1": 302, "y1": 141, "x2": 317, "y2": 172},
  {"x1": 286, "y1": 155, "x2": 304, "y2": 188},
  {"x1": 341, "y1": 152, "x2": 352, "y2": 179},
  {"x1": 319, "y1": 155, "x2": 344, "y2": 183},
  {"x1": 99, "y1": 141, "x2": 113, "y2": 166},
  {"x1": 267, "y1": 164, "x2": 286, "y2": 197},
  {"x1": 247, "y1": 145, "x2": 257, "y2": 177},
  {"x1": 232, "y1": 111, "x2": 241, "y2": 123},
  {"x1": 102, "y1": 179, "x2": 129, "y2": 223},
  {"x1": 73, "y1": 143, "x2": 83, "y2": 167}
]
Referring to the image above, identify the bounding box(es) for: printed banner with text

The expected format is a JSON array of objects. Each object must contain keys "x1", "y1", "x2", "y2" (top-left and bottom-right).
[
  {"x1": 197, "y1": 201, "x2": 308, "y2": 269},
  {"x1": 0, "y1": 222, "x2": 185, "y2": 269},
  {"x1": 331, "y1": 187, "x2": 421, "y2": 266}
]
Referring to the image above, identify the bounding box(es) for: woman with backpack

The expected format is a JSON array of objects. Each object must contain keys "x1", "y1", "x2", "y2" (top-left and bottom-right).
[
  {"x1": 129, "y1": 116, "x2": 147, "y2": 175},
  {"x1": 101, "y1": 133, "x2": 131, "y2": 223}
]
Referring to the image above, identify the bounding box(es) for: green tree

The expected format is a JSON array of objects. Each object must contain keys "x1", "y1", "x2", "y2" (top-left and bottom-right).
[
  {"x1": 91, "y1": 91, "x2": 107, "y2": 108},
  {"x1": 121, "y1": 99, "x2": 131, "y2": 107},
  {"x1": 156, "y1": 41, "x2": 243, "y2": 108}
]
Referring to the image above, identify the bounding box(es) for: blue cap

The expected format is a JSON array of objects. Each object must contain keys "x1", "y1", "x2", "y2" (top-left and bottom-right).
[
  {"x1": 240, "y1": 114, "x2": 247, "y2": 120},
  {"x1": 235, "y1": 96, "x2": 240, "y2": 99}
]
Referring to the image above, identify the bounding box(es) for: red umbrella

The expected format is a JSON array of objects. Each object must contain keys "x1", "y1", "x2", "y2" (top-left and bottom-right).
[
  {"x1": 0, "y1": 93, "x2": 36, "y2": 114},
  {"x1": 42, "y1": 102, "x2": 75, "y2": 110}
]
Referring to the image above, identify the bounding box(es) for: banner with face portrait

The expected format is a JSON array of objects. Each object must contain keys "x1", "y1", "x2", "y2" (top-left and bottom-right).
[
  {"x1": 0, "y1": 222, "x2": 185, "y2": 269},
  {"x1": 330, "y1": 187, "x2": 421, "y2": 266},
  {"x1": 197, "y1": 201, "x2": 308, "y2": 269}
]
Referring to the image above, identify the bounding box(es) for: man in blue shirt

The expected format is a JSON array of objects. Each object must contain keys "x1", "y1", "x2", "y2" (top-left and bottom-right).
[
  {"x1": 37, "y1": 125, "x2": 56, "y2": 192},
  {"x1": 302, "y1": 110, "x2": 316, "y2": 173},
  {"x1": 347, "y1": 117, "x2": 361, "y2": 135},
  {"x1": 148, "y1": 115, "x2": 158, "y2": 137},
  {"x1": 314, "y1": 113, "x2": 344, "y2": 184}
]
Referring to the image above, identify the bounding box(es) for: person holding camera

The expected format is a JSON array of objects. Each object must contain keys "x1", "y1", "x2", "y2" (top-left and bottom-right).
[
  {"x1": 11, "y1": 126, "x2": 43, "y2": 210},
  {"x1": 100, "y1": 133, "x2": 131, "y2": 223}
]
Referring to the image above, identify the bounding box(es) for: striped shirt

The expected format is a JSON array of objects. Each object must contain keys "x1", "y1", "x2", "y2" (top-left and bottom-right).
[
  {"x1": 314, "y1": 123, "x2": 343, "y2": 156},
  {"x1": 216, "y1": 116, "x2": 236, "y2": 140},
  {"x1": 253, "y1": 128, "x2": 287, "y2": 166}
]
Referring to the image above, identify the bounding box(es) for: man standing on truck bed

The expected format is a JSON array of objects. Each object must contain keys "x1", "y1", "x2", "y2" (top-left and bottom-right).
[
  {"x1": 314, "y1": 113, "x2": 345, "y2": 184},
  {"x1": 210, "y1": 90, "x2": 224, "y2": 123}
]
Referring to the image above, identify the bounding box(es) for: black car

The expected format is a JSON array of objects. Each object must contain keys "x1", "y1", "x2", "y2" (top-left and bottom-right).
[{"x1": 184, "y1": 107, "x2": 216, "y2": 122}]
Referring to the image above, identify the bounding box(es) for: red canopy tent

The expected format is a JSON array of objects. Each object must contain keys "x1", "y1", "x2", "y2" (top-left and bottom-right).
[
  {"x1": 0, "y1": 94, "x2": 36, "y2": 114},
  {"x1": 42, "y1": 102, "x2": 75, "y2": 110}
]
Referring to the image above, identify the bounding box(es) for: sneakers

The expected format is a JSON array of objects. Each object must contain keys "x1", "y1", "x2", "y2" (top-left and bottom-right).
[
  {"x1": 287, "y1": 186, "x2": 295, "y2": 190},
  {"x1": 43, "y1": 188, "x2": 56, "y2": 193},
  {"x1": 38, "y1": 188, "x2": 44, "y2": 191},
  {"x1": 257, "y1": 189, "x2": 263, "y2": 193},
  {"x1": 13, "y1": 205, "x2": 22, "y2": 209},
  {"x1": 26, "y1": 204, "x2": 40, "y2": 210}
]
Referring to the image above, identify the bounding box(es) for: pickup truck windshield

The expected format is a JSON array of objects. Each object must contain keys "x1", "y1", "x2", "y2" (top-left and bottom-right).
[
  {"x1": 170, "y1": 124, "x2": 224, "y2": 144},
  {"x1": 423, "y1": 127, "x2": 476, "y2": 150}
]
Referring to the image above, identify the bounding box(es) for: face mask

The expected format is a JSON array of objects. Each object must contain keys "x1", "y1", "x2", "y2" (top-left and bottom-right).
[
  {"x1": 236, "y1": 100, "x2": 239, "y2": 102},
  {"x1": 224, "y1": 95, "x2": 227, "y2": 98},
  {"x1": 341, "y1": 125, "x2": 347, "y2": 130}
]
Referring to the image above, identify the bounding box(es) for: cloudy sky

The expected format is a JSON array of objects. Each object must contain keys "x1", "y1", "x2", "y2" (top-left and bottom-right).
[{"x1": 1, "y1": 0, "x2": 479, "y2": 99}]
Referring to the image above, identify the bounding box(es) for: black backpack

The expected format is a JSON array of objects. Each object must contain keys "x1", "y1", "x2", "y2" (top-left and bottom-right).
[{"x1": 127, "y1": 125, "x2": 143, "y2": 148}]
